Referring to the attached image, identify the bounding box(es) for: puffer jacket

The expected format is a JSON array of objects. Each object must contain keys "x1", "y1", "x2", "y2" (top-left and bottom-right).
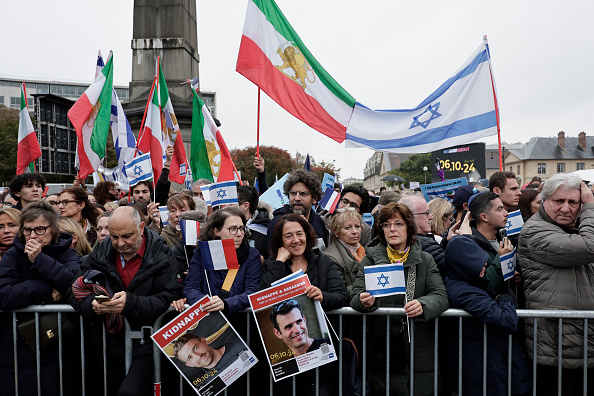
[
  {"x1": 518, "y1": 203, "x2": 594, "y2": 369},
  {"x1": 350, "y1": 238, "x2": 448, "y2": 396}
]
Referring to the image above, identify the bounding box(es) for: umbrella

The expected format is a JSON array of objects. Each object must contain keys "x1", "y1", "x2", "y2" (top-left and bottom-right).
[{"x1": 380, "y1": 175, "x2": 406, "y2": 182}]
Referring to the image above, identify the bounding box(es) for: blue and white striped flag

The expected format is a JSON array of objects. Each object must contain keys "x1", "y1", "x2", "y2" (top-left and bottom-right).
[
  {"x1": 345, "y1": 38, "x2": 498, "y2": 153},
  {"x1": 500, "y1": 249, "x2": 516, "y2": 281},
  {"x1": 271, "y1": 270, "x2": 305, "y2": 286},
  {"x1": 364, "y1": 263, "x2": 406, "y2": 297},
  {"x1": 201, "y1": 180, "x2": 238, "y2": 207},
  {"x1": 505, "y1": 210, "x2": 524, "y2": 236},
  {"x1": 123, "y1": 153, "x2": 153, "y2": 186}
]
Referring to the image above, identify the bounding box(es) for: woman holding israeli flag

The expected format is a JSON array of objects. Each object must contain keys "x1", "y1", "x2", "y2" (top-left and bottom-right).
[{"x1": 350, "y1": 202, "x2": 448, "y2": 396}]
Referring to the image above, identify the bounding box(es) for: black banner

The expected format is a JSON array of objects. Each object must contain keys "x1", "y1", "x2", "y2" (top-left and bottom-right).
[{"x1": 431, "y1": 143, "x2": 486, "y2": 182}]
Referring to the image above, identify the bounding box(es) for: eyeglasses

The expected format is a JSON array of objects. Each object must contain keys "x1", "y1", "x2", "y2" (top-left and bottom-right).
[
  {"x1": 223, "y1": 225, "x2": 246, "y2": 235},
  {"x1": 22, "y1": 225, "x2": 51, "y2": 236},
  {"x1": 56, "y1": 199, "x2": 80, "y2": 206},
  {"x1": 381, "y1": 221, "x2": 406, "y2": 230},
  {"x1": 289, "y1": 191, "x2": 310, "y2": 198},
  {"x1": 340, "y1": 197, "x2": 360, "y2": 210},
  {"x1": 414, "y1": 211, "x2": 431, "y2": 217}
]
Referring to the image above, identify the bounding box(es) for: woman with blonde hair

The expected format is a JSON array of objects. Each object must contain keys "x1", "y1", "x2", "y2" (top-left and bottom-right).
[
  {"x1": 58, "y1": 218, "x2": 92, "y2": 257},
  {"x1": 0, "y1": 208, "x2": 20, "y2": 260},
  {"x1": 428, "y1": 198, "x2": 454, "y2": 240}
]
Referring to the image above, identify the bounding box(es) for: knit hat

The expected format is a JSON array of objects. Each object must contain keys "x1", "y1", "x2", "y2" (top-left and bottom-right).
[
  {"x1": 378, "y1": 191, "x2": 401, "y2": 206},
  {"x1": 453, "y1": 185, "x2": 479, "y2": 207},
  {"x1": 445, "y1": 236, "x2": 489, "y2": 281}
]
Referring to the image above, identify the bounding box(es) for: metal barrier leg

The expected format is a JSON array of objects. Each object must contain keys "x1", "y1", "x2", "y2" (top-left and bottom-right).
[
  {"x1": 483, "y1": 323, "x2": 487, "y2": 396},
  {"x1": 58, "y1": 312, "x2": 64, "y2": 396},
  {"x1": 584, "y1": 318, "x2": 588, "y2": 396},
  {"x1": 386, "y1": 315, "x2": 390, "y2": 396},
  {"x1": 35, "y1": 311, "x2": 41, "y2": 396},
  {"x1": 102, "y1": 323, "x2": 107, "y2": 396},
  {"x1": 434, "y1": 317, "x2": 439, "y2": 396},
  {"x1": 80, "y1": 316, "x2": 86, "y2": 396},
  {"x1": 409, "y1": 318, "x2": 414, "y2": 396},
  {"x1": 362, "y1": 315, "x2": 367, "y2": 396},
  {"x1": 533, "y1": 318, "x2": 538, "y2": 396},
  {"x1": 12, "y1": 312, "x2": 18, "y2": 396},
  {"x1": 339, "y1": 314, "x2": 343, "y2": 396},
  {"x1": 558, "y1": 318, "x2": 563, "y2": 396},
  {"x1": 458, "y1": 316, "x2": 463, "y2": 396},
  {"x1": 508, "y1": 333, "x2": 512, "y2": 396}
]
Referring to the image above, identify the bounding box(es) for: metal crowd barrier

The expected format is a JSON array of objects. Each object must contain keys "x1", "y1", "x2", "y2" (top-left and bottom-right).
[{"x1": 5, "y1": 305, "x2": 594, "y2": 396}]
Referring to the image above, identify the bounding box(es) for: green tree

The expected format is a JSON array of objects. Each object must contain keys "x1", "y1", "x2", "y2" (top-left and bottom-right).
[
  {"x1": 387, "y1": 153, "x2": 431, "y2": 186},
  {"x1": 0, "y1": 105, "x2": 20, "y2": 184},
  {"x1": 231, "y1": 145, "x2": 297, "y2": 186}
]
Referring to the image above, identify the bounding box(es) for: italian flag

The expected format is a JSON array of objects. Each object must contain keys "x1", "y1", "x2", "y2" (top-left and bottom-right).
[
  {"x1": 17, "y1": 83, "x2": 42, "y2": 174},
  {"x1": 68, "y1": 54, "x2": 114, "y2": 179},
  {"x1": 236, "y1": 0, "x2": 356, "y2": 143},
  {"x1": 189, "y1": 81, "x2": 237, "y2": 182},
  {"x1": 137, "y1": 60, "x2": 189, "y2": 184}
]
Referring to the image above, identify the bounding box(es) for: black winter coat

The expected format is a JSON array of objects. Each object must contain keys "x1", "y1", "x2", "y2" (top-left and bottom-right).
[
  {"x1": 260, "y1": 251, "x2": 349, "y2": 311},
  {"x1": 416, "y1": 234, "x2": 446, "y2": 277},
  {"x1": 0, "y1": 232, "x2": 80, "y2": 396},
  {"x1": 72, "y1": 228, "x2": 183, "y2": 329}
]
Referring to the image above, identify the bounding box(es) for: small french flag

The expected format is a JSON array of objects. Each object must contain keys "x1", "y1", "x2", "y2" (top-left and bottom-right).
[
  {"x1": 180, "y1": 220, "x2": 200, "y2": 246},
  {"x1": 199, "y1": 239, "x2": 239, "y2": 270},
  {"x1": 319, "y1": 187, "x2": 341, "y2": 214}
]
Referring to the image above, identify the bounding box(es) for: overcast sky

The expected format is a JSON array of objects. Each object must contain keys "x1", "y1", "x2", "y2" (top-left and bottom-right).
[{"x1": 3, "y1": 1, "x2": 594, "y2": 180}]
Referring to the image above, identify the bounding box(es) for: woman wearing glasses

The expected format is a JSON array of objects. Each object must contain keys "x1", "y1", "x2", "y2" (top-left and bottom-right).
[
  {"x1": 350, "y1": 202, "x2": 448, "y2": 396},
  {"x1": 0, "y1": 208, "x2": 20, "y2": 260},
  {"x1": 0, "y1": 201, "x2": 81, "y2": 396},
  {"x1": 261, "y1": 213, "x2": 349, "y2": 311},
  {"x1": 57, "y1": 187, "x2": 99, "y2": 247},
  {"x1": 184, "y1": 207, "x2": 262, "y2": 315}
]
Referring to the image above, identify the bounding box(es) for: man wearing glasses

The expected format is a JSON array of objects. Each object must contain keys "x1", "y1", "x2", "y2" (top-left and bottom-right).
[
  {"x1": 320, "y1": 185, "x2": 372, "y2": 246},
  {"x1": 8, "y1": 173, "x2": 46, "y2": 210},
  {"x1": 266, "y1": 170, "x2": 328, "y2": 251}
]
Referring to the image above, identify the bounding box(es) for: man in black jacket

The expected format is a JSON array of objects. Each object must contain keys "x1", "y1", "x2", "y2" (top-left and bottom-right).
[
  {"x1": 72, "y1": 206, "x2": 182, "y2": 396},
  {"x1": 266, "y1": 170, "x2": 328, "y2": 254}
]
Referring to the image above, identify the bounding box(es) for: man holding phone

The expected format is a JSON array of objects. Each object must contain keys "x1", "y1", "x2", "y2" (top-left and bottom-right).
[{"x1": 72, "y1": 206, "x2": 182, "y2": 396}]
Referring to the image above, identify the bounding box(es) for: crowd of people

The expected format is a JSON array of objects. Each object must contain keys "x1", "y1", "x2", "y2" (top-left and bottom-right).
[{"x1": 0, "y1": 153, "x2": 592, "y2": 396}]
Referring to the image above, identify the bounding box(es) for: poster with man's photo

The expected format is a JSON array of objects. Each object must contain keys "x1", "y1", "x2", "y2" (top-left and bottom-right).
[
  {"x1": 151, "y1": 296, "x2": 257, "y2": 396},
  {"x1": 248, "y1": 274, "x2": 336, "y2": 381}
]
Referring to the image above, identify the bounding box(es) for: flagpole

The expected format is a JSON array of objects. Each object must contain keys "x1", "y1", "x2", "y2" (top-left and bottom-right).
[
  {"x1": 484, "y1": 35, "x2": 503, "y2": 171},
  {"x1": 22, "y1": 82, "x2": 37, "y2": 173},
  {"x1": 256, "y1": 88, "x2": 261, "y2": 157}
]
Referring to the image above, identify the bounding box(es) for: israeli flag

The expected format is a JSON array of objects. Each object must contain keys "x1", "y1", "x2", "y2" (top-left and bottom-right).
[
  {"x1": 258, "y1": 173, "x2": 290, "y2": 211},
  {"x1": 346, "y1": 38, "x2": 498, "y2": 153},
  {"x1": 364, "y1": 263, "x2": 406, "y2": 297},
  {"x1": 505, "y1": 210, "x2": 524, "y2": 236},
  {"x1": 123, "y1": 153, "x2": 153, "y2": 186},
  {"x1": 201, "y1": 181, "x2": 238, "y2": 207},
  {"x1": 500, "y1": 249, "x2": 516, "y2": 281}
]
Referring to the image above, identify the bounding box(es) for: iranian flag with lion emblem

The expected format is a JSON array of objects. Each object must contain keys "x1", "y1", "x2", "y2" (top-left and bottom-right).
[{"x1": 236, "y1": 0, "x2": 355, "y2": 143}]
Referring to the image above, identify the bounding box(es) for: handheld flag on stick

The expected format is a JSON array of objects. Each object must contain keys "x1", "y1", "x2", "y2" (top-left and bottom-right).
[
  {"x1": 123, "y1": 153, "x2": 153, "y2": 186},
  {"x1": 319, "y1": 187, "x2": 340, "y2": 214},
  {"x1": 68, "y1": 53, "x2": 114, "y2": 179},
  {"x1": 180, "y1": 220, "x2": 201, "y2": 246},
  {"x1": 364, "y1": 263, "x2": 406, "y2": 297},
  {"x1": 158, "y1": 206, "x2": 169, "y2": 226},
  {"x1": 17, "y1": 83, "x2": 42, "y2": 174},
  {"x1": 188, "y1": 78, "x2": 240, "y2": 183},
  {"x1": 505, "y1": 210, "x2": 524, "y2": 236},
  {"x1": 303, "y1": 153, "x2": 311, "y2": 172},
  {"x1": 501, "y1": 249, "x2": 516, "y2": 281},
  {"x1": 199, "y1": 240, "x2": 239, "y2": 270},
  {"x1": 200, "y1": 181, "x2": 238, "y2": 207}
]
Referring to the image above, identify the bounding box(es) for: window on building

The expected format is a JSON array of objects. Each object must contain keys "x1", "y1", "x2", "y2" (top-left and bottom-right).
[
  {"x1": 490, "y1": 152, "x2": 494, "y2": 159},
  {"x1": 510, "y1": 166, "x2": 513, "y2": 172},
  {"x1": 40, "y1": 124, "x2": 49, "y2": 147},
  {"x1": 538, "y1": 163, "x2": 546, "y2": 174},
  {"x1": 517, "y1": 165, "x2": 520, "y2": 175},
  {"x1": 63, "y1": 86, "x2": 76, "y2": 97},
  {"x1": 41, "y1": 149, "x2": 51, "y2": 173},
  {"x1": 0, "y1": 96, "x2": 3, "y2": 105},
  {"x1": 36, "y1": 84, "x2": 49, "y2": 94},
  {"x1": 10, "y1": 97, "x2": 20, "y2": 109},
  {"x1": 77, "y1": 86, "x2": 86, "y2": 96},
  {"x1": 557, "y1": 163, "x2": 565, "y2": 173},
  {"x1": 577, "y1": 163, "x2": 585, "y2": 171},
  {"x1": 27, "y1": 98, "x2": 33, "y2": 108},
  {"x1": 50, "y1": 85, "x2": 63, "y2": 95},
  {"x1": 115, "y1": 88, "x2": 128, "y2": 100}
]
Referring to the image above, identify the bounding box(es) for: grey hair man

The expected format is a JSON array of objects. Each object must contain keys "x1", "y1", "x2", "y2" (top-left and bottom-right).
[
  {"x1": 518, "y1": 172, "x2": 594, "y2": 394},
  {"x1": 73, "y1": 205, "x2": 182, "y2": 395}
]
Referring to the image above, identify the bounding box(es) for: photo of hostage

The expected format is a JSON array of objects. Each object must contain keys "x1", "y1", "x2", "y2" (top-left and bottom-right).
[
  {"x1": 170, "y1": 313, "x2": 248, "y2": 389},
  {"x1": 270, "y1": 299, "x2": 330, "y2": 357}
]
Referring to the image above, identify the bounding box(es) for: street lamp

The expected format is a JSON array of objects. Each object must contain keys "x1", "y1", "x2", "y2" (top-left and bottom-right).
[{"x1": 423, "y1": 166, "x2": 428, "y2": 184}]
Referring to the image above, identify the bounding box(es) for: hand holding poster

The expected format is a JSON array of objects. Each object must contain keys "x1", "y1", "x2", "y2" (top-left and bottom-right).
[
  {"x1": 151, "y1": 296, "x2": 257, "y2": 396},
  {"x1": 249, "y1": 274, "x2": 336, "y2": 381}
]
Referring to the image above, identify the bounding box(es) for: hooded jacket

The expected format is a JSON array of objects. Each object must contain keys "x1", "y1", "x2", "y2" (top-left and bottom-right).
[
  {"x1": 519, "y1": 202, "x2": 594, "y2": 369},
  {"x1": 73, "y1": 228, "x2": 182, "y2": 329},
  {"x1": 444, "y1": 236, "x2": 531, "y2": 396}
]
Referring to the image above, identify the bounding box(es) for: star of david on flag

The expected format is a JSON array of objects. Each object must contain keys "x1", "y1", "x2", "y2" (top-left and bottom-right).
[
  {"x1": 500, "y1": 249, "x2": 516, "y2": 281},
  {"x1": 200, "y1": 180, "x2": 238, "y2": 207},
  {"x1": 123, "y1": 153, "x2": 153, "y2": 186},
  {"x1": 410, "y1": 102, "x2": 442, "y2": 129},
  {"x1": 364, "y1": 263, "x2": 405, "y2": 297}
]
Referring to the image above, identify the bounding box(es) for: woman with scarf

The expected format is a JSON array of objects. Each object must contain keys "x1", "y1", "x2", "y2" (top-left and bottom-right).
[
  {"x1": 350, "y1": 202, "x2": 449, "y2": 396},
  {"x1": 0, "y1": 208, "x2": 20, "y2": 260},
  {"x1": 58, "y1": 187, "x2": 99, "y2": 247},
  {"x1": 184, "y1": 207, "x2": 262, "y2": 316}
]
